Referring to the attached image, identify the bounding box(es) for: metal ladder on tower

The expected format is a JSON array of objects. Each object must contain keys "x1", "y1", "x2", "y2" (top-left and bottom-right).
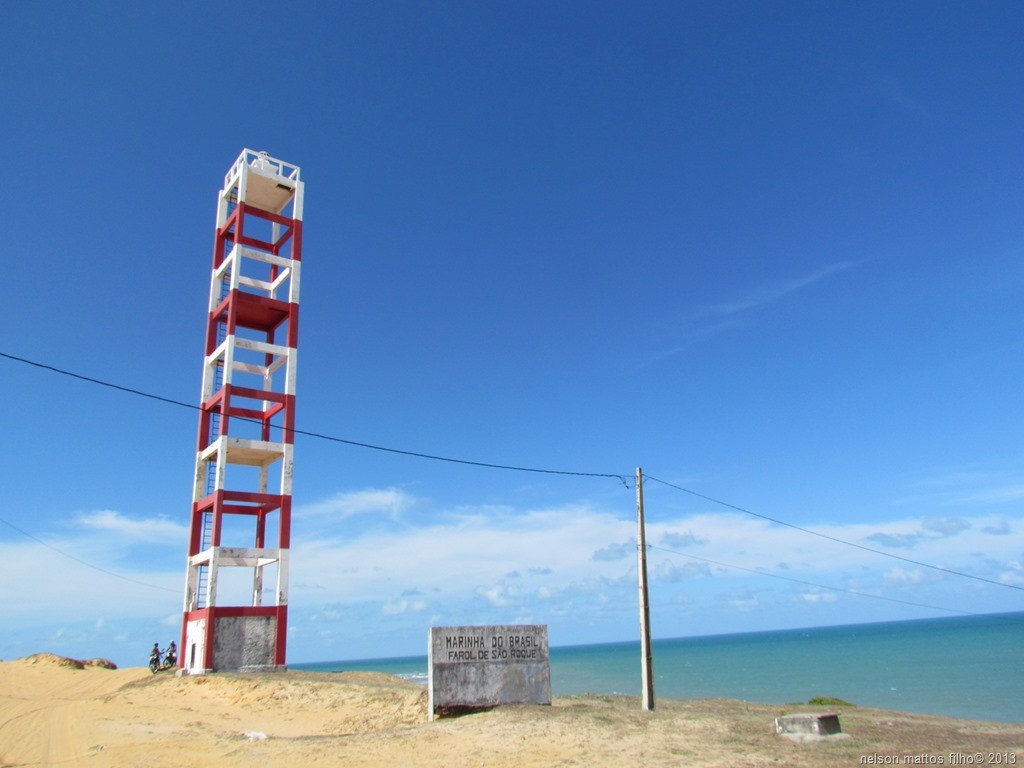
[{"x1": 196, "y1": 271, "x2": 230, "y2": 609}]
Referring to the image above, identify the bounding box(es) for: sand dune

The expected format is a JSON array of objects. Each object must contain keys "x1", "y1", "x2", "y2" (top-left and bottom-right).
[{"x1": 1, "y1": 654, "x2": 1021, "y2": 767}]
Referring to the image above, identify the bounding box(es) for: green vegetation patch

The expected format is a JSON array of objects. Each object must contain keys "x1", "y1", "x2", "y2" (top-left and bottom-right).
[{"x1": 807, "y1": 696, "x2": 854, "y2": 707}]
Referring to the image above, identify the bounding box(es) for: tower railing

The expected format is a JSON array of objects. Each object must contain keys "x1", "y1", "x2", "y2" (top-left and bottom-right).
[{"x1": 225, "y1": 149, "x2": 301, "y2": 189}]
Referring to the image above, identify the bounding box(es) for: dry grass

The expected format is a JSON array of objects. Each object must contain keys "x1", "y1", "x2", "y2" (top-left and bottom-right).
[{"x1": 1, "y1": 656, "x2": 1021, "y2": 767}]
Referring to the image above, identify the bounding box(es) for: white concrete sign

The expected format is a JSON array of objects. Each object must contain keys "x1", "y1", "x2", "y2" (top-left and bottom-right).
[{"x1": 428, "y1": 625, "x2": 551, "y2": 720}]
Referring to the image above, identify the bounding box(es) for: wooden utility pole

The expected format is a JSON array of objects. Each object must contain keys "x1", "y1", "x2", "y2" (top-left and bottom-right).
[{"x1": 636, "y1": 466, "x2": 655, "y2": 710}]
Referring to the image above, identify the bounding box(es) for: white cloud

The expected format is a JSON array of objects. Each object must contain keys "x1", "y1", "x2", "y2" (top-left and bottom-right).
[
  {"x1": 382, "y1": 598, "x2": 427, "y2": 615},
  {"x1": 653, "y1": 560, "x2": 711, "y2": 582},
  {"x1": 297, "y1": 487, "x2": 415, "y2": 519},
  {"x1": 700, "y1": 261, "x2": 859, "y2": 318},
  {"x1": 797, "y1": 592, "x2": 838, "y2": 604},
  {"x1": 898, "y1": 465, "x2": 1024, "y2": 508},
  {"x1": 476, "y1": 585, "x2": 510, "y2": 607},
  {"x1": 1000, "y1": 560, "x2": 1024, "y2": 587},
  {"x1": 660, "y1": 530, "x2": 707, "y2": 548},
  {"x1": 76, "y1": 510, "x2": 187, "y2": 542},
  {"x1": 651, "y1": 262, "x2": 862, "y2": 358},
  {"x1": 884, "y1": 567, "x2": 927, "y2": 585},
  {"x1": 291, "y1": 502, "x2": 633, "y2": 604},
  {"x1": 982, "y1": 520, "x2": 1012, "y2": 536},
  {"x1": 922, "y1": 517, "x2": 971, "y2": 537},
  {"x1": 952, "y1": 484, "x2": 1024, "y2": 504},
  {"x1": 5, "y1": 485, "x2": 1024, "y2": 665},
  {"x1": 591, "y1": 539, "x2": 635, "y2": 562},
  {"x1": 867, "y1": 531, "x2": 921, "y2": 549},
  {"x1": 728, "y1": 596, "x2": 759, "y2": 611},
  {"x1": 0, "y1": 537, "x2": 179, "y2": 624}
]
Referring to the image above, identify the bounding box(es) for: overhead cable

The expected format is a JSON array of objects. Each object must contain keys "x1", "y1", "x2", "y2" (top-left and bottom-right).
[
  {"x1": 644, "y1": 474, "x2": 1024, "y2": 593},
  {"x1": 0, "y1": 351, "x2": 629, "y2": 484},
  {"x1": 0, "y1": 515, "x2": 179, "y2": 594},
  {"x1": 647, "y1": 543, "x2": 978, "y2": 616},
  {"x1": 3, "y1": 350, "x2": 1019, "y2": 595}
]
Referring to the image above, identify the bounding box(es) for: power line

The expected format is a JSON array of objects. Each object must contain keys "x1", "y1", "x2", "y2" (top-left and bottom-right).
[
  {"x1": 647, "y1": 543, "x2": 978, "y2": 617},
  {"x1": 0, "y1": 351, "x2": 629, "y2": 484},
  {"x1": 3, "y1": 350, "x2": 1020, "y2": 596},
  {"x1": 644, "y1": 474, "x2": 1024, "y2": 593},
  {"x1": 0, "y1": 516, "x2": 178, "y2": 594},
  {"x1": 292, "y1": 426, "x2": 630, "y2": 482}
]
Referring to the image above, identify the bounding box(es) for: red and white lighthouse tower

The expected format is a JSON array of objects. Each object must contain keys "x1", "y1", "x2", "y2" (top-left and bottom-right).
[{"x1": 181, "y1": 150, "x2": 304, "y2": 674}]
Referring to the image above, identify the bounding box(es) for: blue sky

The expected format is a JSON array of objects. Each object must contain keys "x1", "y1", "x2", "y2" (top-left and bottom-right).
[{"x1": 2, "y1": 1, "x2": 1023, "y2": 667}]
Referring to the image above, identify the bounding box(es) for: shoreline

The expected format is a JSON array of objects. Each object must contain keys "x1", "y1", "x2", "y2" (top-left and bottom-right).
[
  {"x1": 292, "y1": 611, "x2": 1024, "y2": 727},
  {"x1": 2, "y1": 654, "x2": 1021, "y2": 767}
]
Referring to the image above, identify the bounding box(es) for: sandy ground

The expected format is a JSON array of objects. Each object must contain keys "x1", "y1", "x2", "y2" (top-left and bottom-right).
[{"x1": 1, "y1": 654, "x2": 1021, "y2": 767}]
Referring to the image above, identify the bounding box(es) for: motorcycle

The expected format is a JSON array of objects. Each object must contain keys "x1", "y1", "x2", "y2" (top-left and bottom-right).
[{"x1": 149, "y1": 649, "x2": 177, "y2": 673}]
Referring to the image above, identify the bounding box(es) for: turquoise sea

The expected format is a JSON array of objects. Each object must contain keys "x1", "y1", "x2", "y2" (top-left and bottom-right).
[{"x1": 293, "y1": 612, "x2": 1023, "y2": 723}]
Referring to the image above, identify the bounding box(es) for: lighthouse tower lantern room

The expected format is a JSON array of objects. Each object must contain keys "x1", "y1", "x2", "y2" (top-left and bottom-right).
[{"x1": 181, "y1": 150, "x2": 304, "y2": 674}]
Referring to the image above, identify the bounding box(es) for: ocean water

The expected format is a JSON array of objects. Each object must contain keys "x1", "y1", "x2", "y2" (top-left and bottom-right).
[{"x1": 292, "y1": 612, "x2": 1024, "y2": 723}]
